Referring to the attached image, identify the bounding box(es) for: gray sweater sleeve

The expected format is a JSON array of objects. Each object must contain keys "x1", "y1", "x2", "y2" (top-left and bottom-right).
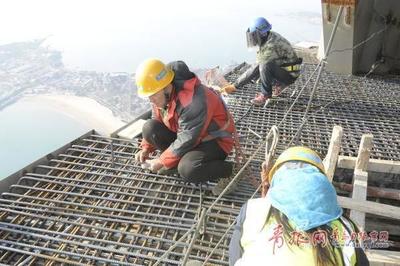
[
  {"x1": 229, "y1": 202, "x2": 247, "y2": 266},
  {"x1": 233, "y1": 63, "x2": 260, "y2": 88}
]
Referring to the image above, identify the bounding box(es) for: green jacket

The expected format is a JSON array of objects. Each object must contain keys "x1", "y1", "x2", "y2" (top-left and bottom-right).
[
  {"x1": 256, "y1": 31, "x2": 298, "y2": 65},
  {"x1": 233, "y1": 31, "x2": 300, "y2": 88}
]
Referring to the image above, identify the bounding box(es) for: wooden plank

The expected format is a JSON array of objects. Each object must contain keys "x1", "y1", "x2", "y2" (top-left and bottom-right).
[
  {"x1": 337, "y1": 156, "x2": 400, "y2": 174},
  {"x1": 323, "y1": 125, "x2": 343, "y2": 182},
  {"x1": 350, "y1": 170, "x2": 368, "y2": 229},
  {"x1": 355, "y1": 134, "x2": 373, "y2": 172},
  {"x1": 366, "y1": 221, "x2": 400, "y2": 237},
  {"x1": 350, "y1": 134, "x2": 373, "y2": 230},
  {"x1": 366, "y1": 250, "x2": 400, "y2": 265},
  {"x1": 338, "y1": 196, "x2": 400, "y2": 220},
  {"x1": 322, "y1": 0, "x2": 356, "y2": 6},
  {"x1": 333, "y1": 181, "x2": 400, "y2": 201},
  {"x1": 117, "y1": 119, "x2": 147, "y2": 139}
]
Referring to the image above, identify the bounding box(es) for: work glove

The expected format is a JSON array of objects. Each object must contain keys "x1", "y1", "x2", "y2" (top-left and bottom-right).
[
  {"x1": 134, "y1": 149, "x2": 150, "y2": 163},
  {"x1": 157, "y1": 166, "x2": 179, "y2": 175},
  {"x1": 261, "y1": 161, "x2": 272, "y2": 197},
  {"x1": 146, "y1": 158, "x2": 164, "y2": 173},
  {"x1": 218, "y1": 84, "x2": 236, "y2": 95}
]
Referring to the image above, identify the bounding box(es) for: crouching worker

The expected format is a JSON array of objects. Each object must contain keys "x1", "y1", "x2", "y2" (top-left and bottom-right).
[
  {"x1": 222, "y1": 17, "x2": 302, "y2": 106},
  {"x1": 229, "y1": 147, "x2": 369, "y2": 266},
  {"x1": 134, "y1": 58, "x2": 237, "y2": 195}
]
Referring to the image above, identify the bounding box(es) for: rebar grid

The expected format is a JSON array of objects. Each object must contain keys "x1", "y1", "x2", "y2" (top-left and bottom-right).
[
  {"x1": 225, "y1": 63, "x2": 400, "y2": 161},
  {"x1": 1, "y1": 63, "x2": 400, "y2": 264},
  {"x1": 0, "y1": 134, "x2": 255, "y2": 265}
]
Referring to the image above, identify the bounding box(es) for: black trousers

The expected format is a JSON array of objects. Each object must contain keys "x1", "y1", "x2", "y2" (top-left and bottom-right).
[
  {"x1": 235, "y1": 61, "x2": 297, "y2": 97},
  {"x1": 259, "y1": 61, "x2": 296, "y2": 97},
  {"x1": 142, "y1": 119, "x2": 233, "y2": 183}
]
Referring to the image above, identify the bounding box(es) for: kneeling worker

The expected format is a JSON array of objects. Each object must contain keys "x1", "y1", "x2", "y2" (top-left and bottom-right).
[{"x1": 134, "y1": 58, "x2": 237, "y2": 195}]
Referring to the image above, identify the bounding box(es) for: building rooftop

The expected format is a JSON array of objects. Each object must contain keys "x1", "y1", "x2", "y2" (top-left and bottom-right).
[{"x1": 0, "y1": 61, "x2": 400, "y2": 264}]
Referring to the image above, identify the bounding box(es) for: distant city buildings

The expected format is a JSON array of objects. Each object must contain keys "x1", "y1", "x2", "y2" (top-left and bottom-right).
[{"x1": 0, "y1": 40, "x2": 150, "y2": 122}]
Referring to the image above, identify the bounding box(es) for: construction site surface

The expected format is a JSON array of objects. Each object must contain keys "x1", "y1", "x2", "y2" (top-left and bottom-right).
[{"x1": 0, "y1": 50, "x2": 400, "y2": 265}]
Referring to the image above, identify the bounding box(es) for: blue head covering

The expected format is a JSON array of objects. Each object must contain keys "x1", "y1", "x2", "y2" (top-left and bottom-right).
[{"x1": 267, "y1": 163, "x2": 342, "y2": 231}]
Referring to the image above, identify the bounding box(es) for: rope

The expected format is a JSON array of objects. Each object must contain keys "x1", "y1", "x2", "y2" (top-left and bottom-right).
[
  {"x1": 288, "y1": 61, "x2": 325, "y2": 146},
  {"x1": 189, "y1": 6, "x2": 347, "y2": 264},
  {"x1": 182, "y1": 208, "x2": 207, "y2": 265},
  {"x1": 151, "y1": 60, "x2": 324, "y2": 265},
  {"x1": 156, "y1": 4, "x2": 390, "y2": 263},
  {"x1": 201, "y1": 184, "x2": 262, "y2": 266},
  {"x1": 152, "y1": 224, "x2": 196, "y2": 266},
  {"x1": 327, "y1": 28, "x2": 386, "y2": 55},
  {"x1": 234, "y1": 104, "x2": 254, "y2": 125},
  {"x1": 289, "y1": 6, "x2": 344, "y2": 146},
  {"x1": 187, "y1": 63, "x2": 325, "y2": 264},
  {"x1": 261, "y1": 126, "x2": 279, "y2": 197},
  {"x1": 165, "y1": 53, "x2": 325, "y2": 266}
]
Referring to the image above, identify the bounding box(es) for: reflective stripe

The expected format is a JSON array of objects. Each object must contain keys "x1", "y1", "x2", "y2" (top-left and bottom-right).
[
  {"x1": 156, "y1": 68, "x2": 167, "y2": 81},
  {"x1": 202, "y1": 118, "x2": 232, "y2": 142},
  {"x1": 203, "y1": 93, "x2": 233, "y2": 142},
  {"x1": 284, "y1": 64, "x2": 301, "y2": 72},
  {"x1": 339, "y1": 217, "x2": 358, "y2": 266}
]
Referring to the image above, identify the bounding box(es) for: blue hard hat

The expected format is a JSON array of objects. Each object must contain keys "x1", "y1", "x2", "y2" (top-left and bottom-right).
[{"x1": 249, "y1": 17, "x2": 272, "y2": 35}]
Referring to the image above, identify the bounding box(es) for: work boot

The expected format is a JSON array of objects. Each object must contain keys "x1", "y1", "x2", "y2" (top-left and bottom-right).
[
  {"x1": 157, "y1": 167, "x2": 178, "y2": 176},
  {"x1": 212, "y1": 171, "x2": 242, "y2": 196},
  {"x1": 272, "y1": 83, "x2": 290, "y2": 97},
  {"x1": 251, "y1": 93, "x2": 269, "y2": 106},
  {"x1": 272, "y1": 86, "x2": 282, "y2": 97}
]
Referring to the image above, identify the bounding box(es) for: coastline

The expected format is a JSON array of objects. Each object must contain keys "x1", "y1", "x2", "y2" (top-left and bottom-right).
[{"x1": 19, "y1": 94, "x2": 126, "y2": 135}]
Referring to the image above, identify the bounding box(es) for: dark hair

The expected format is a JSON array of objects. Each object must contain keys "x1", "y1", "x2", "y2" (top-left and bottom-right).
[
  {"x1": 266, "y1": 206, "x2": 345, "y2": 266},
  {"x1": 263, "y1": 31, "x2": 270, "y2": 42}
]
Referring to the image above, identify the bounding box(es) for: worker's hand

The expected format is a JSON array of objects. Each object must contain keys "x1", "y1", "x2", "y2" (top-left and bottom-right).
[
  {"x1": 220, "y1": 84, "x2": 236, "y2": 95},
  {"x1": 261, "y1": 162, "x2": 271, "y2": 197},
  {"x1": 134, "y1": 149, "x2": 150, "y2": 163},
  {"x1": 261, "y1": 161, "x2": 270, "y2": 173},
  {"x1": 146, "y1": 158, "x2": 164, "y2": 173}
]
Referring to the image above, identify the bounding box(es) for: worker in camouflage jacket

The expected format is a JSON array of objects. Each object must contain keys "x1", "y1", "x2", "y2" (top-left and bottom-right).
[
  {"x1": 223, "y1": 17, "x2": 302, "y2": 106},
  {"x1": 134, "y1": 59, "x2": 238, "y2": 196}
]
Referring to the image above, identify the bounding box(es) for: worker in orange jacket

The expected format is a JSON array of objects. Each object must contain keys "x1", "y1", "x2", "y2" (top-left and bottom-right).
[{"x1": 134, "y1": 59, "x2": 238, "y2": 195}]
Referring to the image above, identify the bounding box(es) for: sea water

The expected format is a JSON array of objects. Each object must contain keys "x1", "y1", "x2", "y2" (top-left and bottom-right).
[{"x1": 0, "y1": 100, "x2": 90, "y2": 178}]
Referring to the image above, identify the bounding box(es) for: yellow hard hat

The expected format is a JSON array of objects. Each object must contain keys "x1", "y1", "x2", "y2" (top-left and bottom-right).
[
  {"x1": 268, "y1": 146, "x2": 326, "y2": 182},
  {"x1": 135, "y1": 58, "x2": 174, "y2": 97}
]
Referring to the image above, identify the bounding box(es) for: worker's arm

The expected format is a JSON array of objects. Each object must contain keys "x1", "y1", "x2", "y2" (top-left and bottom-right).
[
  {"x1": 233, "y1": 63, "x2": 260, "y2": 88},
  {"x1": 159, "y1": 87, "x2": 207, "y2": 168},
  {"x1": 229, "y1": 202, "x2": 247, "y2": 266},
  {"x1": 134, "y1": 149, "x2": 150, "y2": 163},
  {"x1": 136, "y1": 106, "x2": 161, "y2": 163}
]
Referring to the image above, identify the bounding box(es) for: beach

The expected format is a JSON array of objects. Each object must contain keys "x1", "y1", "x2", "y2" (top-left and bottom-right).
[{"x1": 19, "y1": 94, "x2": 126, "y2": 135}]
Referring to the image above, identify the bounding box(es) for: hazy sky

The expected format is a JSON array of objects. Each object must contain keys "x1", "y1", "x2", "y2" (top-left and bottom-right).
[{"x1": 1, "y1": 0, "x2": 322, "y2": 72}]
